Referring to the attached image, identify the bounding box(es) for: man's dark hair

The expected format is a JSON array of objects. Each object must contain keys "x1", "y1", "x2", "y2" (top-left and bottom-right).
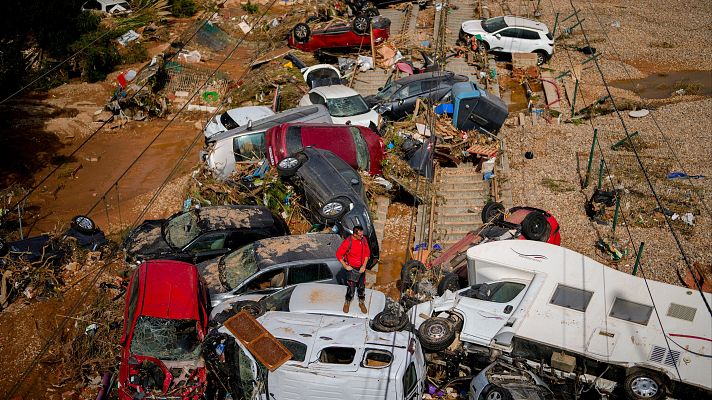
[{"x1": 352, "y1": 225, "x2": 364, "y2": 234}]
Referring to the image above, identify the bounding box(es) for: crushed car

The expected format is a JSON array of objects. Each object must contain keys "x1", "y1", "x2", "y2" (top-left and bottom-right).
[
  {"x1": 118, "y1": 260, "x2": 209, "y2": 400},
  {"x1": 124, "y1": 205, "x2": 289, "y2": 265},
  {"x1": 202, "y1": 106, "x2": 274, "y2": 140},
  {"x1": 288, "y1": 15, "x2": 391, "y2": 52},
  {"x1": 198, "y1": 233, "x2": 343, "y2": 306},
  {"x1": 299, "y1": 84, "x2": 381, "y2": 129},
  {"x1": 265, "y1": 122, "x2": 385, "y2": 175},
  {"x1": 470, "y1": 361, "x2": 554, "y2": 400},
  {"x1": 276, "y1": 147, "x2": 380, "y2": 268}
]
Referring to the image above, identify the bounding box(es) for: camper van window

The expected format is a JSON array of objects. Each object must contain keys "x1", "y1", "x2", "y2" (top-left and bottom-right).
[
  {"x1": 403, "y1": 362, "x2": 419, "y2": 398},
  {"x1": 277, "y1": 338, "x2": 307, "y2": 361},
  {"x1": 362, "y1": 349, "x2": 393, "y2": 368},
  {"x1": 609, "y1": 298, "x2": 653, "y2": 325},
  {"x1": 319, "y1": 347, "x2": 356, "y2": 364},
  {"x1": 463, "y1": 282, "x2": 525, "y2": 303},
  {"x1": 550, "y1": 284, "x2": 593, "y2": 312}
]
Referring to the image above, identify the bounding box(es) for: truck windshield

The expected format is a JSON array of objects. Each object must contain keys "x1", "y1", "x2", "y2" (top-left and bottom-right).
[{"x1": 131, "y1": 317, "x2": 200, "y2": 361}]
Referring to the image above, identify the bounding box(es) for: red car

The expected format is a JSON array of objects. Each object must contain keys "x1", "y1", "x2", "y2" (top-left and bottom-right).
[
  {"x1": 265, "y1": 122, "x2": 385, "y2": 175},
  {"x1": 118, "y1": 260, "x2": 209, "y2": 400},
  {"x1": 288, "y1": 15, "x2": 391, "y2": 52}
]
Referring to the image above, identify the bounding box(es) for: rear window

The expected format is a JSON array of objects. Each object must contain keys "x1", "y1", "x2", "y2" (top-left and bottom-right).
[
  {"x1": 319, "y1": 347, "x2": 356, "y2": 364},
  {"x1": 362, "y1": 349, "x2": 392, "y2": 368},
  {"x1": 546, "y1": 32, "x2": 554, "y2": 41},
  {"x1": 287, "y1": 263, "x2": 333, "y2": 285},
  {"x1": 278, "y1": 338, "x2": 307, "y2": 362},
  {"x1": 550, "y1": 284, "x2": 593, "y2": 312},
  {"x1": 403, "y1": 363, "x2": 418, "y2": 397}
]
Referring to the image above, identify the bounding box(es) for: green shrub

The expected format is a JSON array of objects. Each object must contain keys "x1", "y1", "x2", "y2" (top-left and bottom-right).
[
  {"x1": 242, "y1": 1, "x2": 259, "y2": 14},
  {"x1": 121, "y1": 42, "x2": 150, "y2": 64},
  {"x1": 170, "y1": 0, "x2": 197, "y2": 17}
]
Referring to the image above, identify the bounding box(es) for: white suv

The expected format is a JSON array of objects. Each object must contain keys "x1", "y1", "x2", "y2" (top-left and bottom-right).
[{"x1": 460, "y1": 16, "x2": 554, "y2": 65}]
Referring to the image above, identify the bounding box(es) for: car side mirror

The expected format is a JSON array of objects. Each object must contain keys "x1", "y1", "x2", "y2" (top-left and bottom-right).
[
  {"x1": 247, "y1": 120, "x2": 253, "y2": 130},
  {"x1": 495, "y1": 33, "x2": 501, "y2": 39},
  {"x1": 504, "y1": 305, "x2": 513, "y2": 314}
]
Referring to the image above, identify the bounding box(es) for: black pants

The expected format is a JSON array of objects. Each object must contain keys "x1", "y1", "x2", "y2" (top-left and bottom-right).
[{"x1": 337, "y1": 268, "x2": 365, "y2": 301}]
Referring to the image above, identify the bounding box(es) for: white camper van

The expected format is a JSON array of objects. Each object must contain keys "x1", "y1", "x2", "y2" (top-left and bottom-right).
[
  {"x1": 219, "y1": 311, "x2": 426, "y2": 400},
  {"x1": 409, "y1": 240, "x2": 712, "y2": 399}
]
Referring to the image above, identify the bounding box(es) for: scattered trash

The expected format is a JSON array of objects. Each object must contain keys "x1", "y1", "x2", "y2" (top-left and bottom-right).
[
  {"x1": 239, "y1": 21, "x2": 253, "y2": 33},
  {"x1": 373, "y1": 177, "x2": 393, "y2": 190},
  {"x1": 117, "y1": 30, "x2": 140, "y2": 46},
  {"x1": 611, "y1": 21, "x2": 620, "y2": 28},
  {"x1": 628, "y1": 109, "x2": 649, "y2": 118},
  {"x1": 85, "y1": 323, "x2": 98, "y2": 336},
  {"x1": 596, "y1": 238, "x2": 628, "y2": 261},
  {"x1": 525, "y1": 151, "x2": 534, "y2": 159},
  {"x1": 682, "y1": 213, "x2": 695, "y2": 226},
  {"x1": 357, "y1": 55, "x2": 373, "y2": 71},
  {"x1": 667, "y1": 171, "x2": 705, "y2": 180},
  {"x1": 673, "y1": 88, "x2": 686, "y2": 96},
  {"x1": 178, "y1": 49, "x2": 202, "y2": 63}
]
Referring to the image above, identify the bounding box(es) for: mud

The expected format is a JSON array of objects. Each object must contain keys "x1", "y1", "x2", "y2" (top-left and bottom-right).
[
  {"x1": 373, "y1": 202, "x2": 413, "y2": 300},
  {"x1": 610, "y1": 70, "x2": 712, "y2": 99}
]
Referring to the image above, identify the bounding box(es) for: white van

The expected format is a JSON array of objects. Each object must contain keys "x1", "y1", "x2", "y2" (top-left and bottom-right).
[
  {"x1": 218, "y1": 311, "x2": 426, "y2": 400},
  {"x1": 409, "y1": 240, "x2": 712, "y2": 399}
]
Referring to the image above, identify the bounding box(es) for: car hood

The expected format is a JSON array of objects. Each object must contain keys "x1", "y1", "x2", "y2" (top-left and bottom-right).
[
  {"x1": 331, "y1": 109, "x2": 379, "y2": 128},
  {"x1": 461, "y1": 20, "x2": 486, "y2": 35},
  {"x1": 124, "y1": 220, "x2": 172, "y2": 261}
]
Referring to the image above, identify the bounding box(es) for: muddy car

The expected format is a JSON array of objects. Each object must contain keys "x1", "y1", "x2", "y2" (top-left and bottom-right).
[
  {"x1": 276, "y1": 147, "x2": 379, "y2": 268},
  {"x1": 470, "y1": 361, "x2": 553, "y2": 400},
  {"x1": 0, "y1": 215, "x2": 106, "y2": 266},
  {"x1": 288, "y1": 15, "x2": 390, "y2": 52},
  {"x1": 124, "y1": 205, "x2": 289, "y2": 265},
  {"x1": 265, "y1": 122, "x2": 385, "y2": 176},
  {"x1": 118, "y1": 260, "x2": 209, "y2": 400},
  {"x1": 202, "y1": 105, "x2": 274, "y2": 140},
  {"x1": 198, "y1": 233, "x2": 343, "y2": 307}
]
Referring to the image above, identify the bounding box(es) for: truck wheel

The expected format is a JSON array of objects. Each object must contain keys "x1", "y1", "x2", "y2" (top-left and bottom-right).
[
  {"x1": 352, "y1": 15, "x2": 370, "y2": 34},
  {"x1": 481, "y1": 201, "x2": 505, "y2": 224},
  {"x1": 482, "y1": 384, "x2": 513, "y2": 400},
  {"x1": 372, "y1": 310, "x2": 409, "y2": 332},
  {"x1": 417, "y1": 317, "x2": 455, "y2": 352},
  {"x1": 292, "y1": 23, "x2": 311, "y2": 44},
  {"x1": 400, "y1": 260, "x2": 425, "y2": 289},
  {"x1": 71, "y1": 215, "x2": 97, "y2": 235},
  {"x1": 437, "y1": 273, "x2": 461, "y2": 295},
  {"x1": 521, "y1": 211, "x2": 550, "y2": 241},
  {"x1": 624, "y1": 370, "x2": 665, "y2": 400}
]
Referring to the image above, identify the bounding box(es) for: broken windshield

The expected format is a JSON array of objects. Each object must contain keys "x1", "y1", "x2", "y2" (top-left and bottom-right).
[
  {"x1": 164, "y1": 210, "x2": 201, "y2": 249},
  {"x1": 260, "y1": 286, "x2": 296, "y2": 312},
  {"x1": 481, "y1": 17, "x2": 507, "y2": 33},
  {"x1": 325, "y1": 95, "x2": 370, "y2": 117},
  {"x1": 219, "y1": 244, "x2": 259, "y2": 290},
  {"x1": 131, "y1": 316, "x2": 201, "y2": 361}
]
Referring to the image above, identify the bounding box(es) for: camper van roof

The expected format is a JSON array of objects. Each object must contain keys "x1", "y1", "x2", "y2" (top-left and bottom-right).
[{"x1": 210, "y1": 105, "x2": 330, "y2": 143}]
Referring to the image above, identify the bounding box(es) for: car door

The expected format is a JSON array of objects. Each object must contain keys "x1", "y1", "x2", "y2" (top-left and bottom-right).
[
  {"x1": 421, "y1": 78, "x2": 446, "y2": 102},
  {"x1": 515, "y1": 28, "x2": 540, "y2": 53},
  {"x1": 286, "y1": 262, "x2": 335, "y2": 286},
  {"x1": 184, "y1": 231, "x2": 230, "y2": 263},
  {"x1": 490, "y1": 28, "x2": 518, "y2": 53},
  {"x1": 393, "y1": 81, "x2": 423, "y2": 119},
  {"x1": 239, "y1": 267, "x2": 286, "y2": 294}
]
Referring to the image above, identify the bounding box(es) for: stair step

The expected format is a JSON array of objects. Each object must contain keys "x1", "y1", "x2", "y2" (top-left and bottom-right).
[
  {"x1": 435, "y1": 218, "x2": 481, "y2": 226},
  {"x1": 438, "y1": 197, "x2": 487, "y2": 206}
]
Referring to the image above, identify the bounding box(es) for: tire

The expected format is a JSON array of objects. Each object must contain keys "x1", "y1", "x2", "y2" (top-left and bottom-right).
[
  {"x1": 533, "y1": 50, "x2": 548, "y2": 66},
  {"x1": 352, "y1": 15, "x2": 370, "y2": 35},
  {"x1": 623, "y1": 370, "x2": 665, "y2": 400},
  {"x1": 437, "y1": 273, "x2": 461, "y2": 295},
  {"x1": 277, "y1": 156, "x2": 301, "y2": 177},
  {"x1": 365, "y1": 3, "x2": 379, "y2": 17},
  {"x1": 482, "y1": 384, "x2": 513, "y2": 400},
  {"x1": 417, "y1": 317, "x2": 456, "y2": 352},
  {"x1": 318, "y1": 197, "x2": 349, "y2": 220},
  {"x1": 293, "y1": 23, "x2": 311, "y2": 44},
  {"x1": 372, "y1": 310, "x2": 409, "y2": 332},
  {"x1": 481, "y1": 202, "x2": 505, "y2": 224},
  {"x1": 521, "y1": 211, "x2": 550, "y2": 242},
  {"x1": 477, "y1": 40, "x2": 489, "y2": 51},
  {"x1": 71, "y1": 215, "x2": 97, "y2": 235},
  {"x1": 400, "y1": 260, "x2": 425, "y2": 289}
]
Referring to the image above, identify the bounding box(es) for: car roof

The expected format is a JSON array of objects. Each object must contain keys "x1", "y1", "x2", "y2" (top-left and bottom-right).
[
  {"x1": 211, "y1": 105, "x2": 330, "y2": 142},
  {"x1": 137, "y1": 260, "x2": 201, "y2": 320},
  {"x1": 288, "y1": 283, "x2": 386, "y2": 319},
  {"x1": 195, "y1": 205, "x2": 278, "y2": 231},
  {"x1": 310, "y1": 84, "x2": 359, "y2": 98},
  {"x1": 502, "y1": 16, "x2": 549, "y2": 32},
  {"x1": 254, "y1": 233, "x2": 342, "y2": 269},
  {"x1": 394, "y1": 70, "x2": 458, "y2": 85}
]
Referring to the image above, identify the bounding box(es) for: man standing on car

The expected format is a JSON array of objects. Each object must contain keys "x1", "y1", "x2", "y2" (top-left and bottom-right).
[{"x1": 336, "y1": 225, "x2": 370, "y2": 314}]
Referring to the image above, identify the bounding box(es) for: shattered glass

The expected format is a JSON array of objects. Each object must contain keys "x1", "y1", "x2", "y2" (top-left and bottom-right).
[
  {"x1": 131, "y1": 317, "x2": 201, "y2": 361},
  {"x1": 164, "y1": 211, "x2": 202, "y2": 249},
  {"x1": 219, "y1": 244, "x2": 258, "y2": 290}
]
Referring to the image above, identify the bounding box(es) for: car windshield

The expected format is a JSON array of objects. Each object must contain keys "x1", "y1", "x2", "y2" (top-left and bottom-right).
[
  {"x1": 325, "y1": 95, "x2": 370, "y2": 117},
  {"x1": 260, "y1": 286, "x2": 297, "y2": 312},
  {"x1": 131, "y1": 316, "x2": 201, "y2": 361},
  {"x1": 164, "y1": 211, "x2": 201, "y2": 249},
  {"x1": 481, "y1": 17, "x2": 507, "y2": 33},
  {"x1": 219, "y1": 244, "x2": 259, "y2": 290},
  {"x1": 220, "y1": 113, "x2": 239, "y2": 130},
  {"x1": 376, "y1": 81, "x2": 400, "y2": 100}
]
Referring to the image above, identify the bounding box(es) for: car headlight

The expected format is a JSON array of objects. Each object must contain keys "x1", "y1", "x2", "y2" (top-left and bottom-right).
[{"x1": 321, "y1": 201, "x2": 345, "y2": 217}]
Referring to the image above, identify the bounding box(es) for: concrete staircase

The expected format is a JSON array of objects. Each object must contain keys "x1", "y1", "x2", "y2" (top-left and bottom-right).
[{"x1": 367, "y1": 195, "x2": 390, "y2": 285}]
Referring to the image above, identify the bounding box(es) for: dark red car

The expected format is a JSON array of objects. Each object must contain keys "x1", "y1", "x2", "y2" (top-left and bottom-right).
[
  {"x1": 288, "y1": 15, "x2": 390, "y2": 52},
  {"x1": 265, "y1": 122, "x2": 385, "y2": 175},
  {"x1": 118, "y1": 260, "x2": 209, "y2": 400}
]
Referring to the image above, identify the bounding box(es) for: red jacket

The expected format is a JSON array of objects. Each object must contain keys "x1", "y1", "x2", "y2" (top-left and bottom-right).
[{"x1": 336, "y1": 235, "x2": 370, "y2": 268}]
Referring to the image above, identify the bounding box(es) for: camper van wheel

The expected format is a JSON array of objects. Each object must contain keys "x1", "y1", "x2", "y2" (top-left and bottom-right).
[
  {"x1": 417, "y1": 317, "x2": 456, "y2": 352},
  {"x1": 482, "y1": 385, "x2": 513, "y2": 400},
  {"x1": 521, "y1": 212, "x2": 550, "y2": 242},
  {"x1": 624, "y1": 370, "x2": 665, "y2": 400},
  {"x1": 232, "y1": 300, "x2": 265, "y2": 319},
  {"x1": 481, "y1": 202, "x2": 505, "y2": 224},
  {"x1": 400, "y1": 260, "x2": 426, "y2": 289},
  {"x1": 372, "y1": 310, "x2": 410, "y2": 332},
  {"x1": 437, "y1": 273, "x2": 462, "y2": 296}
]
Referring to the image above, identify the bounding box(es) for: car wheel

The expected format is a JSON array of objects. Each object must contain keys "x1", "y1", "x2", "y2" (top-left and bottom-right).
[
  {"x1": 477, "y1": 40, "x2": 490, "y2": 51},
  {"x1": 521, "y1": 211, "x2": 550, "y2": 242},
  {"x1": 400, "y1": 259, "x2": 426, "y2": 289},
  {"x1": 481, "y1": 201, "x2": 505, "y2": 224},
  {"x1": 482, "y1": 384, "x2": 513, "y2": 400},
  {"x1": 293, "y1": 23, "x2": 311, "y2": 44},
  {"x1": 623, "y1": 370, "x2": 665, "y2": 400},
  {"x1": 372, "y1": 310, "x2": 409, "y2": 332},
  {"x1": 71, "y1": 215, "x2": 97, "y2": 235},
  {"x1": 417, "y1": 317, "x2": 456, "y2": 352},
  {"x1": 365, "y1": 2, "x2": 379, "y2": 17},
  {"x1": 352, "y1": 14, "x2": 371, "y2": 35},
  {"x1": 533, "y1": 50, "x2": 548, "y2": 66},
  {"x1": 318, "y1": 197, "x2": 349, "y2": 220},
  {"x1": 277, "y1": 156, "x2": 301, "y2": 177},
  {"x1": 437, "y1": 272, "x2": 461, "y2": 295}
]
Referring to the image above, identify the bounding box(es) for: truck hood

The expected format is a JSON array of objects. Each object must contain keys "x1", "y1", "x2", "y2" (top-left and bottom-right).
[{"x1": 461, "y1": 20, "x2": 486, "y2": 35}]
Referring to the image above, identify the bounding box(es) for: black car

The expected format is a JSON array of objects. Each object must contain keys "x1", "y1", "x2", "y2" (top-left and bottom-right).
[
  {"x1": 123, "y1": 205, "x2": 289, "y2": 264},
  {"x1": 364, "y1": 71, "x2": 468, "y2": 120},
  {"x1": 0, "y1": 215, "x2": 107, "y2": 266},
  {"x1": 276, "y1": 147, "x2": 379, "y2": 268}
]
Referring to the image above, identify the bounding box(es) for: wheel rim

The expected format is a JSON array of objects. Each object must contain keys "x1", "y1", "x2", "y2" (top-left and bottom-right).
[
  {"x1": 354, "y1": 18, "x2": 368, "y2": 32},
  {"x1": 75, "y1": 216, "x2": 93, "y2": 231},
  {"x1": 322, "y1": 202, "x2": 343, "y2": 217},
  {"x1": 536, "y1": 53, "x2": 545, "y2": 65},
  {"x1": 295, "y1": 26, "x2": 308, "y2": 39},
  {"x1": 425, "y1": 321, "x2": 448, "y2": 340},
  {"x1": 278, "y1": 157, "x2": 299, "y2": 169},
  {"x1": 630, "y1": 376, "x2": 659, "y2": 397},
  {"x1": 486, "y1": 392, "x2": 502, "y2": 400}
]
